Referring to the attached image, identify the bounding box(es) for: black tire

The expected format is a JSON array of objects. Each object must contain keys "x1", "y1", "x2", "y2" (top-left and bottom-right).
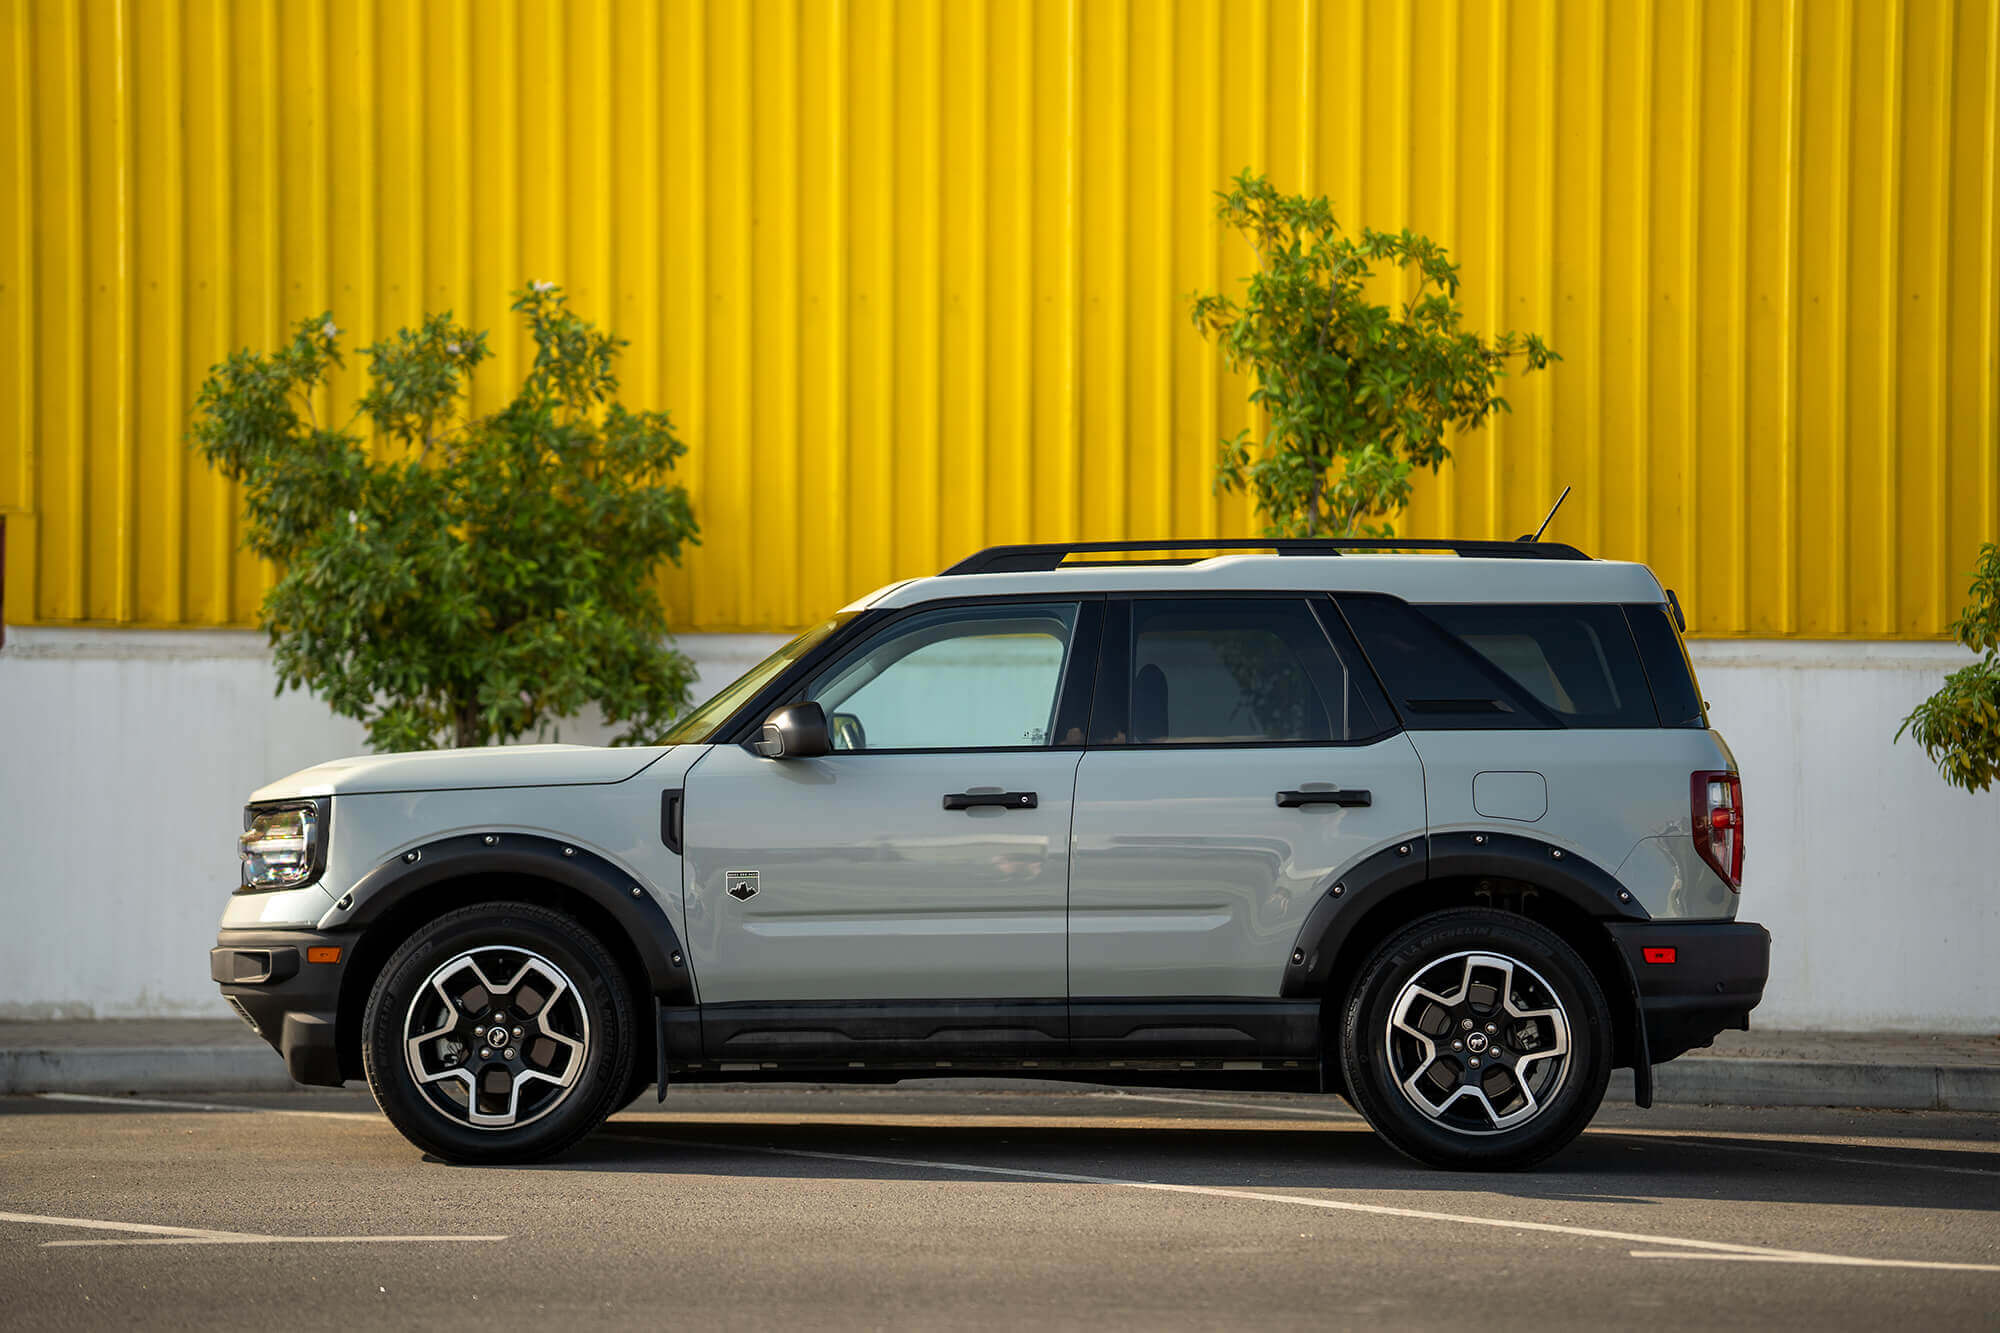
[
  {"x1": 1338, "y1": 908, "x2": 1612, "y2": 1170},
  {"x1": 362, "y1": 901, "x2": 637, "y2": 1164}
]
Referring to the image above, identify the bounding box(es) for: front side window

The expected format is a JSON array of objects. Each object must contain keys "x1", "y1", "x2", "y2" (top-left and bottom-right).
[
  {"x1": 1092, "y1": 598, "x2": 1384, "y2": 745},
  {"x1": 805, "y1": 602, "x2": 1080, "y2": 751}
]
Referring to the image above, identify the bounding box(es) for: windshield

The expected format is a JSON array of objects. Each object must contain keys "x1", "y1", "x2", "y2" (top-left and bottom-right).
[{"x1": 659, "y1": 613, "x2": 856, "y2": 745}]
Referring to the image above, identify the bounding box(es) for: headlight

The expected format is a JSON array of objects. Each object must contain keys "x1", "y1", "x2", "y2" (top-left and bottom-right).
[{"x1": 239, "y1": 801, "x2": 324, "y2": 891}]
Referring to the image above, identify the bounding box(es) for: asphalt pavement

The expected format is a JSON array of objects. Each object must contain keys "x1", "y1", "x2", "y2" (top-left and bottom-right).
[{"x1": 1, "y1": 1085, "x2": 1996, "y2": 1330}]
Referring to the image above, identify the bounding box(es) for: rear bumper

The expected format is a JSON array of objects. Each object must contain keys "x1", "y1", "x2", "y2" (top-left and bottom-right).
[
  {"x1": 1605, "y1": 920, "x2": 1770, "y2": 1064},
  {"x1": 212, "y1": 926, "x2": 359, "y2": 1087}
]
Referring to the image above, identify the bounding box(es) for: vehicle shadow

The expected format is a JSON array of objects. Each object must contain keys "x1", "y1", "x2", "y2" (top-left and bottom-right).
[{"x1": 537, "y1": 1111, "x2": 2000, "y2": 1215}]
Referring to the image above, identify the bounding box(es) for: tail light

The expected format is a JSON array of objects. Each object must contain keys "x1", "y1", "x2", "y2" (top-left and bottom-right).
[{"x1": 1691, "y1": 770, "x2": 1744, "y2": 890}]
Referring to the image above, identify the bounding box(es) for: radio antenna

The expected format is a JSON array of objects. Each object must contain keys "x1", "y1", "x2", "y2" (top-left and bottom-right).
[{"x1": 1519, "y1": 485, "x2": 1572, "y2": 543}]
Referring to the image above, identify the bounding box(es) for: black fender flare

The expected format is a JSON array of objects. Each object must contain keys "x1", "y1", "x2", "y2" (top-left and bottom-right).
[
  {"x1": 1279, "y1": 830, "x2": 1649, "y2": 1002},
  {"x1": 336, "y1": 832, "x2": 696, "y2": 1005}
]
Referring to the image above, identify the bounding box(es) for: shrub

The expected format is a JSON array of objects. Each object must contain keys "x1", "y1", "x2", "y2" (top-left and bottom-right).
[
  {"x1": 191, "y1": 284, "x2": 700, "y2": 751},
  {"x1": 1192, "y1": 170, "x2": 1557, "y2": 537},
  {"x1": 1897, "y1": 542, "x2": 2000, "y2": 793}
]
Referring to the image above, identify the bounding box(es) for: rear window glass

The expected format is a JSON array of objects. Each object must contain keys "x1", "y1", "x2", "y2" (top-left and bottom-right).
[
  {"x1": 1422, "y1": 604, "x2": 1660, "y2": 728},
  {"x1": 1625, "y1": 603, "x2": 1707, "y2": 727},
  {"x1": 1337, "y1": 596, "x2": 1554, "y2": 730}
]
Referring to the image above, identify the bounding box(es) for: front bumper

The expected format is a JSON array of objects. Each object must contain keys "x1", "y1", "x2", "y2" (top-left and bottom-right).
[
  {"x1": 212, "y1": 926, "x2": 359, "y2": 1086},
  {"x1": 1606, "y1": 920, "x2": 1771, "y2": 1064}
]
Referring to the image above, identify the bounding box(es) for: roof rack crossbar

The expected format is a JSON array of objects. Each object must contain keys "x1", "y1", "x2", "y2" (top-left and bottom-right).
[{"x1": 940, "y1": 537, "x2": 1591, "y2": 576}]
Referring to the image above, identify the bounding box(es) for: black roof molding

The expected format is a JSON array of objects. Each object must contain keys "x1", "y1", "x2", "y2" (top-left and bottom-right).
[{"x1": 940, "y1": 537, "x2": 1592, "y2": 576}]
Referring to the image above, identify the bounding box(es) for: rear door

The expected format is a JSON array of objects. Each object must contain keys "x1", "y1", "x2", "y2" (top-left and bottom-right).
[{"x1": 1066, "y1": 596, "x2": 1427, "y2": 1001}]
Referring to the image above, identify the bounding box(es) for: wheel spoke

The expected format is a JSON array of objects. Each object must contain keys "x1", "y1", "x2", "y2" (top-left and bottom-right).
[
  {"x1": 402, "y1": 946, "x2": 592, "y2": 1133},
  {"x1": 1383, "y1": 949, "x2": 1572, "y2": 1136}
]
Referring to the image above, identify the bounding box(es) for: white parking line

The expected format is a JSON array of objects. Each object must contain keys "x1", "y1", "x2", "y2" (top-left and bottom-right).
[
  {"x1": 1093, "y1": 1091, "x2": 1360, "y2": 1119},
  {"x1": 38, "y1": 1092, "x2": 381, "y2": 1122},
  {"x1": 1628, "y1": 1250, "x2": 2000, "y2": 1272},
  {"x1": 0, "y1": 1210, "x2": 257, "y2": 1241},
  {"x1": 601, "y1": 1132, "x2": 2000, "y2": 1276},
  {"x1": 45, "y1": 1235, "x2": 507, "y2": 1248},
  {"x1": 0, "y1": 1209, "x2": 504, "y2": 1250}
]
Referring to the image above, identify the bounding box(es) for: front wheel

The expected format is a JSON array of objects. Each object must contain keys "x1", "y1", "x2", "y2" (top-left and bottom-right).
[
  {"x1": 362, "y1": 901, "x2": 637, "y2": 1164},
  {"x1": 1338, "y1": 908, "x2": 1612, "y2": 1170}
]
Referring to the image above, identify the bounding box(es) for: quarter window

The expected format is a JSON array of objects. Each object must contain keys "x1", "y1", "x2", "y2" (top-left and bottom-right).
[
  {"x1": 804, "y1": 603, "x2": 1080, "y2": 751},
  {"x1": 1424, "y1": 603, "x2": 1660, "y2": 728},
  {"x1": 1624, "y1": 603, "x2": 1707, "y2": 728}
]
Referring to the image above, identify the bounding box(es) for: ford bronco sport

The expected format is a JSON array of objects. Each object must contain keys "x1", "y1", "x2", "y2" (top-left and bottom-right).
[{"x1": 214, "y1": 538, "x2": 1768, "y2": 1170}]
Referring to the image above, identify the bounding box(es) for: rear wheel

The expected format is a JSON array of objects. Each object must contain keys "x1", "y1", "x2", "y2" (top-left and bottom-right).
[
  {"x1": 362, "y1": 901, "x2": 636, "y2": 1164},
  {"x1": 1338, "y1": 908, "x2": 1611, "y2": 1170}
]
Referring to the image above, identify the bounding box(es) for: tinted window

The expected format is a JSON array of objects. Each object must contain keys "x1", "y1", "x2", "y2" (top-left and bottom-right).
[
  {"x1": 1337, "y1": 595, "x2": 1554, "y2": 730},
  {"x1": 1423, "y1": 603, "x2": 1659, "y2": 728},
  {"x1": 1093, "y1": 598, "x2": 1383, "y2": 745},
  {"x1": 805, "y1": 603, "x2": 1079, "y2": 750},
  {"x1": 1625, "y1": 603, "x2": 1707, "y2": 727}
]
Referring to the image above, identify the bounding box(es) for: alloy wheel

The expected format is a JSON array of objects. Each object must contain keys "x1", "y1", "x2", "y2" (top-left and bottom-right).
[
  {"x1": 1383, "y1": 950, "x2": 1572, "y2": 1135},
  {"x1": 402, "y1": 947, "x2": 592, "y2": 1131}
]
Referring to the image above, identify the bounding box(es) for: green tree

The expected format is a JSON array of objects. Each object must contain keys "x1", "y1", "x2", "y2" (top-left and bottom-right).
[
  {"x1": 1896, "y1": 542, "x2": 2000, "y2": 793},
  {"x1": 1191, "y1": 170, "x2": 1558, "y2": 537},
  {"x1": 191, "y1": 284, "x2": 700, "y2": 751}
]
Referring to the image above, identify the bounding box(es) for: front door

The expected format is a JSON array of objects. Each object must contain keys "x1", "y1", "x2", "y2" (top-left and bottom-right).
[
  {"x1": 680, "y1": 599, "x2": 1098, "y2": 1060},
  {"x1": 1067, "y1": 596, "x2": 1428, "y2": 1008}
]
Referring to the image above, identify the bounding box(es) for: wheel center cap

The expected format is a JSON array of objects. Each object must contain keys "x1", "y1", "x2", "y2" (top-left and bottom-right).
[
  {"x1": 1465, "y1": 1031, "x2": 1490, "y2": 1054},
  {"x1": 485, "y1": 1025, "x2": 510, "y2": 1048}
]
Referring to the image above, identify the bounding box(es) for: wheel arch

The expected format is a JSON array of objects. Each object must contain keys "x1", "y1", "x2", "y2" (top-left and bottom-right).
[
  {"x1": 1282, "y1": 832, "x2": 1651, "y2": 1081},
  {"x1": 331, "y1": 834, "x2": 692, "y2": 1083}
]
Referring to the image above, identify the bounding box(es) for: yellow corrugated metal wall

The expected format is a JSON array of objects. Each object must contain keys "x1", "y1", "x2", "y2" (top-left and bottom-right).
[{"x1": 1, "y1": 0, "x2": 1995, "y2": 638}]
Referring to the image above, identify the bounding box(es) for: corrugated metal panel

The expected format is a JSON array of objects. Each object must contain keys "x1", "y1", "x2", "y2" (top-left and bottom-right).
[{"x1": 1, "y1": 0, "x2": 1995, "y2": 637}]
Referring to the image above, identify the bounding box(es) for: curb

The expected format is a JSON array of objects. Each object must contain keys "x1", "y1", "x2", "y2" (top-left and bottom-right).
[
  {"x1": 1617, "y1": 1059, "x2": 2000, "y2": 1112},
  {"x1": 5, "y1": 1045, "x2": 1998, "y2": 1111},
  {"x1": 0, "y1": 1046, "x2": 296, "y2": 1095}
]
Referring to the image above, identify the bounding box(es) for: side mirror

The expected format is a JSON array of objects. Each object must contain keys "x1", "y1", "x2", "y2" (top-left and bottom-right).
[{"x1": 754, "y1": 701, "x2": 831, "y2": 760}]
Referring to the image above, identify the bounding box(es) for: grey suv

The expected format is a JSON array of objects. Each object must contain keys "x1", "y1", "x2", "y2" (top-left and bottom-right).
[{"x1": 213, "y1": 538, "x2": 1768, "y2": 1170}]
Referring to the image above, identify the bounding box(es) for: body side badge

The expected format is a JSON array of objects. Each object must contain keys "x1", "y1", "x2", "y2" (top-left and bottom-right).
[{"x1": 726, "y1": 870, "x2": 759, "y2": 901}]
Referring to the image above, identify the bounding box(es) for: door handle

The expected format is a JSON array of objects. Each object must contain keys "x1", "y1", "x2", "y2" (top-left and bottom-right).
[
  {"x1": 1276, "y1": 789, "x2": 1371, "y2": 808},
  {"x1": 942, "y1": 791, "x2": 1038, "y2": 811}
]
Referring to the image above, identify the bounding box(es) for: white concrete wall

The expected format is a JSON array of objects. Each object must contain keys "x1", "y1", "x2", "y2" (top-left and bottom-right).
[
  {"x1": 1683, "y1": 640, "x2": 1999, "y2": 1031},
  {"x1": 2, "y1": 627, "x2": 1994, "y2": 1031},
  {"x1": 0, "y1": 627, "x2": 782, "y2": 1020}
]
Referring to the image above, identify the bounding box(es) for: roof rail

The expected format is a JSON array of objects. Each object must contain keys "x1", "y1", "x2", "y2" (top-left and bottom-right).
[{"x1": 940, "y1": 537, "x2": 1591, "y2": 576}]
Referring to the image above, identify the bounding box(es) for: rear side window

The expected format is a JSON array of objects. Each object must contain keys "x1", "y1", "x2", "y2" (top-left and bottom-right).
[
  {"x1": 1422, "y1": 604, "x2": 1660, "y2": 728},
  {"x1": 1091, "y1": 598, "x2": 1388, "y2": 745},
  {"x1": 1625, "y1": 603, "x2": 1707, "y2": 727},
  {"x1": 1337, "y1": 595, "x2": 1555, "y2": 730}
]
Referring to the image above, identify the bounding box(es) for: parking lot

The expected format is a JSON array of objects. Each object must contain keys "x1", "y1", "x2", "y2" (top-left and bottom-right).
[{"x1": 2, "y1": 1086, "x2": 1996, "y2": 1330}]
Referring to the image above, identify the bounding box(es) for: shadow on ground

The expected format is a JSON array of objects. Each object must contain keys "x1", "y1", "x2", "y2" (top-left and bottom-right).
[{"x1": 517, "y1": 1111, "x2": 2000, "y2": 1216}]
